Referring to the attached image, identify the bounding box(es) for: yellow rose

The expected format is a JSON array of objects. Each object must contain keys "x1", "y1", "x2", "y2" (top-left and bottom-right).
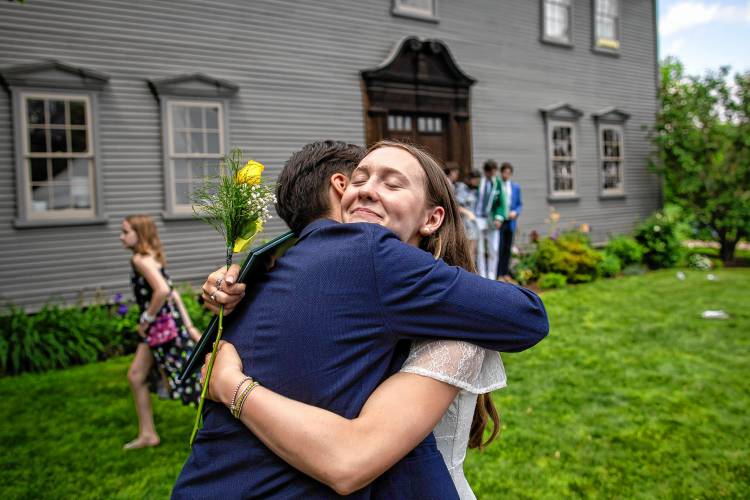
[{"x1": 236, "y1": 160, "x2": 265, "y2": 185}]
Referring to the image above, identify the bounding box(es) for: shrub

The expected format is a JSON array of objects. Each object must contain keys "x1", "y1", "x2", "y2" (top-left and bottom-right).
[
  {"x1": 534, "y1": 231, "x2": 603, "y2": 284},
  {"x1": 597, "y1": 254, "x2": 622, "y2": 278},
  {"x1": 538, "y1": 273, "x2": 567, "y2": 289},
  {"x1": 0, "y1": 285, "x2": 207, "y2": 377},
  {"x1": 634, "y1": 210, "x2": 684, "y2": 269},
  {"x1": 604, "y1": 236, "x2": 645, "y2": 267},
  {"x1": 0, "y1": 302, "x2": 135, "y2": 376},
  {"x1": 511, "y1": 251, "x2": 538, "y2": 286}
]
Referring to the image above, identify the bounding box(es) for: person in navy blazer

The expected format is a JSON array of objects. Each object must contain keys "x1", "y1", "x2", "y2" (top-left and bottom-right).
[
  {"x1": 172, "y1": 141, "x2": 548, "y2": 499},
  {"x1": 496, "y1": 162, "x2": 523, "y2": 280}
]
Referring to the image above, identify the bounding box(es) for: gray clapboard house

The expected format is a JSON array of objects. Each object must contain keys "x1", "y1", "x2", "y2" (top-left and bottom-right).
[{"x1": 0, "y1": 0, "x2": 660, "y2": 310}]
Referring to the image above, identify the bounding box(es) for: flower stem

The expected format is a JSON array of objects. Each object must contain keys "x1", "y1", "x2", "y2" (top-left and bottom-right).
[{"x1": 189, "y1": 251, "x2": 233, "y2": 446}]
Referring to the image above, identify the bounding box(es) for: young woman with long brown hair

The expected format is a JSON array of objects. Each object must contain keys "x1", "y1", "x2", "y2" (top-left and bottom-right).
[
  {"x1": 120, "y1": 214, "x2": 202, "y2": 449},
  {"x1": 201, "y1": 141, "x2": 505, "y2": 497}
]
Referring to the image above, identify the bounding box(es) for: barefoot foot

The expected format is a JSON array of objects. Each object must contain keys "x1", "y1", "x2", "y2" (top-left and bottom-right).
[{"x1": 123, "y1": 435, "x2": 160, "y2": 450}]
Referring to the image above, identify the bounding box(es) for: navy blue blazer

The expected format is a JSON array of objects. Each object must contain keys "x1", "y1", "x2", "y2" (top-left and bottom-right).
[{"x1": 173, "y1": 219, "x2": 548, "y2": 499}]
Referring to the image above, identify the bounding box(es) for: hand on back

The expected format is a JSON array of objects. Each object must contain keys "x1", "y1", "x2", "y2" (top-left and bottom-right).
[{"x1": 200, "y1": 340, "x2": 245, "y2": 404}]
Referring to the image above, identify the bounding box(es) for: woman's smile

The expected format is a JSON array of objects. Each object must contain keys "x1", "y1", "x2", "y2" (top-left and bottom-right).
[{"x1": 349, "y1": 206, "x2": 383, "y2": 222}]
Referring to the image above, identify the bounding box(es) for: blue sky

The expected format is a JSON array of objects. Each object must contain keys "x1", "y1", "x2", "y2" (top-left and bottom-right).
[{"x1": 658, "y1": 0, "x2": 750, "y2": 75}]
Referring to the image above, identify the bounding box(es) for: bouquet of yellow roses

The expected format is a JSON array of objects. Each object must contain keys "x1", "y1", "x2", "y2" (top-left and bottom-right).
[{"x1": 189, "y1": 148, "x2": 275, "y2": 445}]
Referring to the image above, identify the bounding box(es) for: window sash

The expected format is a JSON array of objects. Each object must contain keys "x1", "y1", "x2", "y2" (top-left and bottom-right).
[
  {"x1": 166, "y1": 100, "x2": 225, "y2": 211},
  {"x1": 595, "y1": 0, "x2": 620, "y2": 48},
  {"x1": 548, "y1": 122, "x2": 577, "y2": 195},
  {"x1": 600, "y1": 126, "x2": 625, "y2": 192},
  {"x1": 387, "y1": 113, "x2": 444, "y2": 134},
  {"x1": 543, "y1": 0, "x2": 572, "y2": 42},
  {"x1": 387, "y1": 113, "x2": 413, "y2": 132},
  {"x1": 21, "y1": 93, "x2": 96, "y2": 219},
  {"x1": 417, "y1": 116, "x2": 443, "y2": 134}
]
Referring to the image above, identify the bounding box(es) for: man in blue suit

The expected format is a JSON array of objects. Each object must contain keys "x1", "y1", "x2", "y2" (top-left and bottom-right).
[
  {"x1": 172, "y1": 141, "x2": 548, "y2": 499},
  {"x1": 496, "y1": 162, "x2": 523, "y2": 281}
]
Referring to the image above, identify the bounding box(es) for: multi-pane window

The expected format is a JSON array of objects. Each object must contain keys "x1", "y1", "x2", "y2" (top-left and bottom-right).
[
  {"x1": 417, "y1": 116, "x2": 443, "y2": 133},
  {"x1": 387, "y1": 114, "x2": 413, "y2": 132},
  {"x1": 387, "y1": 114, "x2": 445, "y2": 133},
  {"x1": 543, "y1": 0, "x2": 572, "y2": 43},
  {"x1": 23, "y1": 94, "x2": 94, "y2": 217},
  {"x1": 392, "y1": 0, "x2": 437, "y2": 20},
  {"x1": 167, "y1": 101, "x2": 224, "y2": 210},
  {"x1": 594, "y1": 0, "x2": 620, "y2": 50},
  {"x1": 600, "y1": 126, "x2": 624, "y2": 193},
  {"x1": 549, "y1": 123, "x2": 576, "y2": 195}
]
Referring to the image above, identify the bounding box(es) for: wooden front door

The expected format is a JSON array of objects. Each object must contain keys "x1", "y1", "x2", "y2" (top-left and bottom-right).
[{"x1": 361, "y1": 37, "x2": 475, "y2": 175}]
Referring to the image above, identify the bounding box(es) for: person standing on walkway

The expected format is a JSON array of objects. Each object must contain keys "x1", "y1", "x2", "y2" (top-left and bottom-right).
[
  {"x1": 474, "y1": 160, "x2": 505, "y2": 280},
  {"x1": 496, "y1": 162, "x2": 522, "y2": 281}
]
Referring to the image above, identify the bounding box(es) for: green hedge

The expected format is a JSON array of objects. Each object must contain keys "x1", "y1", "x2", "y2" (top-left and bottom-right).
[
  {"x1": 537, "y1": 272, "x2": 567, "y2": 290},
  {"x1": 0, "y1": 285, "x2": 211, "y2": 377},
  {"x1": 604, "y1": 236, "x2": 645, "y2": 267},
  {"x1": 533, "y1": 231, "x2": 603, "y2": 284}
]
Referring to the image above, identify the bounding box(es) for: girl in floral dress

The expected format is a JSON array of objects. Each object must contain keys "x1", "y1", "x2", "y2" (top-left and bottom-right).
[{"x1": 120, "y1": 214, "x2": 202, "y2": 449}]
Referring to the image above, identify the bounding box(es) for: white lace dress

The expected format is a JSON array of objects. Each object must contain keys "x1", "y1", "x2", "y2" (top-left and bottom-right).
[{"x1": 400, "y1": 340, "x2": 507, "y2": 500}]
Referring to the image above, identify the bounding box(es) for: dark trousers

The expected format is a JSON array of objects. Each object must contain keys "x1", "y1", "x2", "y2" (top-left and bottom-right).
[{"x1": 496, "y1": 221, "x2": 514, "y2": 277}]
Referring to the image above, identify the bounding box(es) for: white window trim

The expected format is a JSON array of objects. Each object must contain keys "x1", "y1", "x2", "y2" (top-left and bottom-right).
[
  {"x1": 592, "y1": 0, "x2": 621, "y2": 53},
  {"x1": 541, "y1": 0, "x2": 573, "y2": 46},
  {"x1": 598, "y1": 123, "x2": 626, "y2": 196},
  {"x1": 546, "y1": 119, "x2": 579, "y2": 199},
  {"x1": 11, "y1": 89, "x2": 105, "y2": 227},
  {"x1": 391, "y1": 0, "x2": 439, "y2": 23},
  {"x1": 21, "y1": 91, "x2": 97, "y2": 220},
  {"x1": 161, "y1": 98, "x2": 229, "y2": 217}
]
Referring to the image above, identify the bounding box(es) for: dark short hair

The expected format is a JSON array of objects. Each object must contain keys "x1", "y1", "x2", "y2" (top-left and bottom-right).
[
  {"x1": 276, "y1": 140, "x2": 365, "y2": 235},
  {"x1": 500, "y1": 162, "x2": 514, "y2": 174},
  {"x1": 483, "y1": 159, "x2": 498, "y2": 172},
  {"x1": 467, "y1": 169, "x2": 481, "y2": 180}
]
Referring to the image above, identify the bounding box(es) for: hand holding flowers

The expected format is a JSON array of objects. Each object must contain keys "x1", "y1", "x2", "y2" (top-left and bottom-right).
[{"x1": 189, "y1": 148, "x2": 275, "y2": 445}]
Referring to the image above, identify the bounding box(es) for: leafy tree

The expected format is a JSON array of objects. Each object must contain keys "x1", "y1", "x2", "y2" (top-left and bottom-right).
[{"x1": 650, "y1": 58, "x2": 750, "y2": 262}]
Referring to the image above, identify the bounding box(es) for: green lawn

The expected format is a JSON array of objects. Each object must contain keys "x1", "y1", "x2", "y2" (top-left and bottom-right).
[{"x1": 1, "y1": 269, "x2": 748, "y2": 499}]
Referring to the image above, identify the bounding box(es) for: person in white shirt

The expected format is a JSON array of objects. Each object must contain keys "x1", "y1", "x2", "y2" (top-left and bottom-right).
[{"x1": 474, "y1": 160, "x2": 505, "y2": 280}]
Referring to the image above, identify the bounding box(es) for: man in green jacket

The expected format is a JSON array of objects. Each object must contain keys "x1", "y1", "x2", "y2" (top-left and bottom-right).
[{"x1": 473, "y1": 159, "x2": 507, "y2": 280}]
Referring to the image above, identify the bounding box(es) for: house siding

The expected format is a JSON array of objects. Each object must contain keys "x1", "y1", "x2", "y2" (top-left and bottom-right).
[{"x1": 0, "y1": 0, "x2": 659, "y2": 310}]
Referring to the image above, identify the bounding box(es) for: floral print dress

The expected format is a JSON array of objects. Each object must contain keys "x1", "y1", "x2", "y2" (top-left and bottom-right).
[{"x1": 131, "y1": 263, "x2": 201, "y2": 406}]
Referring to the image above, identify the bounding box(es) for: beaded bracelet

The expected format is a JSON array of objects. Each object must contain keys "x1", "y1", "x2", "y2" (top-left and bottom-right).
[
  {"x1": 232, "y1": 381, "x2": 260, "y2": 419},
  {"x1": 139, "y1": 311, "x2": 155, "y2": 324},
  {"x1": 229, "y1": 376, "x2": 253, "y2": 411}
]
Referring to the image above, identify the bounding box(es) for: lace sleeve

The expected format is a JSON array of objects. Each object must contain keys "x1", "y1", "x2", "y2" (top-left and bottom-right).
[{"x1": 400, "y1": 340, "x2": 507, "y2": 394}]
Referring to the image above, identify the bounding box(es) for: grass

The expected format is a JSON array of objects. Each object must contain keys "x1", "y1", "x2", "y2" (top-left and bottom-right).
[
  {"x1": 465, "y1": 268, "x2": 750, "y2": 499},
  {"x1": 0, "y1": 357, "x2": 194, "y2": 499},
  {"x1": 1, "y1": 269, "x2": 748, "y2": 499}
]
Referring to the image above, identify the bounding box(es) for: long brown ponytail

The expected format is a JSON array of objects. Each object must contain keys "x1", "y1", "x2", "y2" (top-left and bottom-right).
[{"x1": 468, "y1": 393, "x2": 501, "y2": 450}]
